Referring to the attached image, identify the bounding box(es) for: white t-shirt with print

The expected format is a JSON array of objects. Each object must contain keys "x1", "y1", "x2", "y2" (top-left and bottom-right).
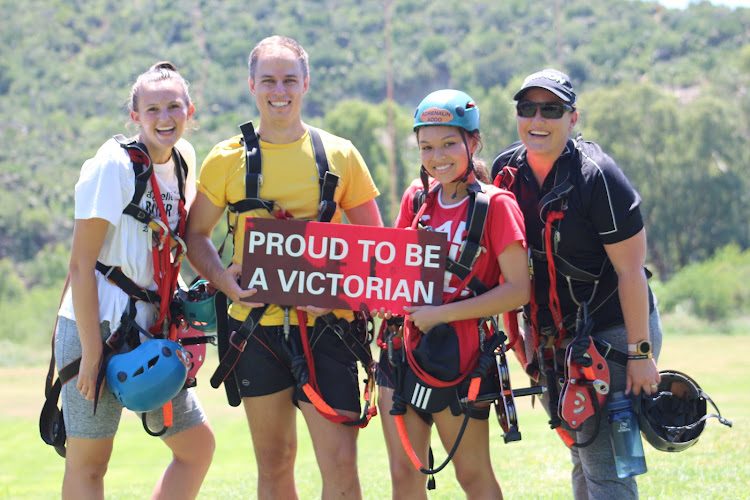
[{"x1": 58, "y1": 137, "x2": 196, "y2": 333}]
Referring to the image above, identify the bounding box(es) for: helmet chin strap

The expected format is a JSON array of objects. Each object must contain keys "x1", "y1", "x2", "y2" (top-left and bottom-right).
[{"x1": 449, "y1": 129, "x2": 474, "y2": 199}]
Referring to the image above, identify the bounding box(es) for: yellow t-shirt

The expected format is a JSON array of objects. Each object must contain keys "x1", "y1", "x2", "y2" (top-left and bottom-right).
[{"x1": 197, "y1": 127, "x2": 380, "y2": 325}]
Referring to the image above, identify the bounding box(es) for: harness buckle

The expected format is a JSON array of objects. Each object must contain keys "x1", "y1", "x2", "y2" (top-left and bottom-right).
[
  {"x1": 148, "y1": 218, "x2": 171, "y2": 250},
  {"x1": 457, "y1": 240, "x2": 487, "y2": 268},
  {"x1": 102, "y1": 265, "x2": 115, "y2": 280},
  {"x1": 228, "y1": 330, "x2": 247, "y2": 352},
  {"x1": 595, "y1": 337, "x2": 612, "y2": 361},
  {"x1": 105, "y1": 329, "x2": 122, "y2": 351}
]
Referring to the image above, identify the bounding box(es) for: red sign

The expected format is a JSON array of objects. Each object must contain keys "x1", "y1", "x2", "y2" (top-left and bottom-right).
[{"x1": 240, "y1": 218, "x2": 447, "y2": 314}]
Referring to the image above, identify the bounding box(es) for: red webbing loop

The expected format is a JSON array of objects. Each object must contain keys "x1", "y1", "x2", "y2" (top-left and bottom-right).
[
  {"x1": 395, "y1": 414, "x2": 424, "y2": 471},
  {"x1": 402, "y1": 319, "x2": 477, "y2": 389},
  {"x1": 556, "y1": 427, "x2": 575, "y2": 447},
  {"x1": 162, "y1": 401, "x2": 174, "y2": 427},
  {"x1": 544, "y1": 210, "x2": 566, "y2": 347}
]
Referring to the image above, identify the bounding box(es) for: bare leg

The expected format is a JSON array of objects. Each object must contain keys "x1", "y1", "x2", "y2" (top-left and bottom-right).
[
  {"x1": 434, "y1": 407, "x2": 503, "y2": 500},
  {"x1": 62, "y1": 436, "x2": 114, "y2": 500},
  {"x1": 244, "y1": 388, "x2": 299, "y2": 500},
  {"x1": 151, "y1": 420, "x2": 215, "y2": 500},
  {"x1": 300, "y1": 401, "x2": 362, "y2": 500},
  {"x1": 378, "y1": 387, "x2": 431, "y2": 500}
]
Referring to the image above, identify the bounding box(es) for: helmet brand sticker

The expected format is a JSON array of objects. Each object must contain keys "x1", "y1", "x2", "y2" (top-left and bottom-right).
[{"x1": 420, "y1": 107, "x2": 454, "y2": 124}]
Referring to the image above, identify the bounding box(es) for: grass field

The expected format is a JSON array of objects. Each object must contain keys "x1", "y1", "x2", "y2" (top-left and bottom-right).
[{"x1": 1, "y1": 331, "x2": 747, "y2": 499}]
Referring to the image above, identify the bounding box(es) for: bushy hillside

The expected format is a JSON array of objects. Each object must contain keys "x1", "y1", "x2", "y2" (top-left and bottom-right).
[{"x1": 1, "y1": 0, "x2": 749, "y2": 305}]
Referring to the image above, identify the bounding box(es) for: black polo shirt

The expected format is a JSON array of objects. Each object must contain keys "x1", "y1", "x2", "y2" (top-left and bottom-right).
[{"x1": 491, "y1": 138, "x2": 654, "y2": 334}]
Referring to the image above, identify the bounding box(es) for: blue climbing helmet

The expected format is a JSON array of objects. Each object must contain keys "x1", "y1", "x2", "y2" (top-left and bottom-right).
[
  {"x1": 413, "y1": 89, "x2": 480, "y2": 132},
  {"x1": 178, "y1": 279, "x2": 216, "y2": 332},
  {"x1": 106, "y1": 339, "x2": 188, "y2": 412}
]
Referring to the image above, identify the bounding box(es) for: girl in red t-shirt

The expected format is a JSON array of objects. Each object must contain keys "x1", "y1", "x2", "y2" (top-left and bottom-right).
[{"x1": 375, "y1": 89, "x2": 530, "y2": 499}]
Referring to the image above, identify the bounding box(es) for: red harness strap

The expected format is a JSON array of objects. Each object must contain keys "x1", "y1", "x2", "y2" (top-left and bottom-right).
[
  {"x1": 543, "y1": 210, "x2": 566, "y2": 347},
  {"x1": 297, "y1": 310, "x2": 378, "y2": 428},
  {"x1": 147, "y1": 173, "x2": 186, "y2": 341}
]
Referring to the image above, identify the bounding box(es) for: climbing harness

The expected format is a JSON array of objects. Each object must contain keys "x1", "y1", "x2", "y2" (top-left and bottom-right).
[
  {"x1": 380, "y1": 177, "x2": 537, "y2": 485},
  {"x1": 209, "y1": 122, "x2": 377, "y2": 426},
  {"x1": 41, "y1": 136, "x2": 196, "y2": 454},
  {"x1": 492, "y1": 134, "x2": 640, "y2": 448}
]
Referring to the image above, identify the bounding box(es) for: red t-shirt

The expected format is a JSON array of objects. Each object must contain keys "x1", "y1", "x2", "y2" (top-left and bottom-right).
[{"x1": 395, "y1": 179, "x2": 526, "y2": 375}]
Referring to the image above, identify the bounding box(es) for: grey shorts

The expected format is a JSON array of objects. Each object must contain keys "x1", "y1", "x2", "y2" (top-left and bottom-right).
[{"x1": 55, "y1": 316, "x2": 206, "y2": 440}]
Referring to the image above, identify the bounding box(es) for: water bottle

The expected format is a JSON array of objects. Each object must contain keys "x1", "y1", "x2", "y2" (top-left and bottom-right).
[{"x1": 608, "y1": 391, "x2": 647, "y2": 478}]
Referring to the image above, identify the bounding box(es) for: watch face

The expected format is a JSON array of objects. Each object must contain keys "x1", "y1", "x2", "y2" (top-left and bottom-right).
[{"x1": 638, "y1": 341, "x2": 652, "y2": 355}]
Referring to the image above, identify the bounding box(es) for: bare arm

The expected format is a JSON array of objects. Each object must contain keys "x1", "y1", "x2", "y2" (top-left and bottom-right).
[
  {"x1": 185, "y1": 192, "x2": 260, "y2": 304},
  {"x1": 69, "y1": 218, "x2": 109, "y2": 402},
  {"x1": 344, "y1": 198, "x2": 384, "y2": 227},
  {"x1": 604, "y1": 228, "x2": 660, "y2": 395},
  {"x1": 404, "y1": 240, "x2": 530, "y2": 331}
]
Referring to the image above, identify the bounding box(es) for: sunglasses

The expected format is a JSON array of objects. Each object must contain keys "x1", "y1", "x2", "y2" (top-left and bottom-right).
[{"x1": 516, "y1": 101, "x2": 575, "y2": 119}]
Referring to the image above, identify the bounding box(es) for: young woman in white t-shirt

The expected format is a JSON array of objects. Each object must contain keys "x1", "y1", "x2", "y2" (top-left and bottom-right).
[{"x1": 55, "y1": 62, "x2": 214, "y2": 499}]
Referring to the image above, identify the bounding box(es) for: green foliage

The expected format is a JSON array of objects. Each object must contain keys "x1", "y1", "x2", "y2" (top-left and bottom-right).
[
  {"x1": 0, "y1": 259, "x2": 25, "y2": 302},
  {"x1": 656, "y1": 245, "x2": 750, "y2": 322},
  {"x1": 579, "y1": 79, "x2": 750, "y2": 280},
  {"x1": 20, "y1": 243, "x2": 70, "y2": 289},
  {"x1": 1, "y1": 0, "x2": 749, "y2": 315},
  {"x1": 0, "y1": 282, "x2": 60, "y2": 352}
]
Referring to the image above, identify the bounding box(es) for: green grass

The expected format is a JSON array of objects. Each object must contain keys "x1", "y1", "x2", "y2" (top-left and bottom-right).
[{"x1": 2, "y1": 331, "x2": 747, "y2": 499}]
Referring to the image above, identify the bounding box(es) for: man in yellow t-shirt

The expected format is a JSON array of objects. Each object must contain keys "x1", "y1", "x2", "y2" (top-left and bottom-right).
[{"x1": 186, "y1": 36, "x2": 382, "y2": 499}]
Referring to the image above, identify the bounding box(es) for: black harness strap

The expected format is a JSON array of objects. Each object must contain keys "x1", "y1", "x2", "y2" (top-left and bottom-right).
[
  {"x1": 115, "y1": 134, "x2": 188, "y2": 218},
  {"x1": 104, "y1": 136, "x2": 188, "y2": 301},
  {"x1": 228, "y1": 122, "x2": 274, "y2": 214},
  {"x1": 227, "y1": 122, "x2": 339, "y2": 221},
  {"x1": 309, "y1": 127, "x2": 339, "y2": 223},
  {"x1": 529, "y1": 251, "x2": 619, "y2": 330},
  {"x1": 94, "y1": 262, "x2": 161, "y2": 303},
  {"x1": 447, "y1": 185, "x2": 491, "y2": 296},
  {"x1": 413, "y1": 181, "x2": 491, "y2": 296},
  {"x1": 210, "y1": 291, "x2": 269, "y2": 407}
]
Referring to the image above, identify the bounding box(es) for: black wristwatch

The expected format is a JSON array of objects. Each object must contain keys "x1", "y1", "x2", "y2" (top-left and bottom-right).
[{"x1": 627, "y1": 340, "x2": 652, "y2": 356}]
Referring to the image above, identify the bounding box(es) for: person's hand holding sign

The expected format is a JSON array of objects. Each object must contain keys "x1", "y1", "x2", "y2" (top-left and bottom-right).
[
  {"x1": 215, "y1": 263, "x2": 264, "y2": 307},
  {"x1": 370, "y1": 307, "x2": 394, "y2": 320},
  {"x1": 403, "y1": 304, "x2": 444, "y2": 333}
]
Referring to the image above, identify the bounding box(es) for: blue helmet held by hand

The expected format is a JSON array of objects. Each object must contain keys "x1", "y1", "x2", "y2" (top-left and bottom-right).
[{"x1": 106, "y1": 339, "x2": 188, "y2": 412}]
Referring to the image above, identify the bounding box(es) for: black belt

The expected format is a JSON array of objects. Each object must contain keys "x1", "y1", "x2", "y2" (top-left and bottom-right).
[{"x1": 592, "y1": 337, "x2": 628, "y2": 367}]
